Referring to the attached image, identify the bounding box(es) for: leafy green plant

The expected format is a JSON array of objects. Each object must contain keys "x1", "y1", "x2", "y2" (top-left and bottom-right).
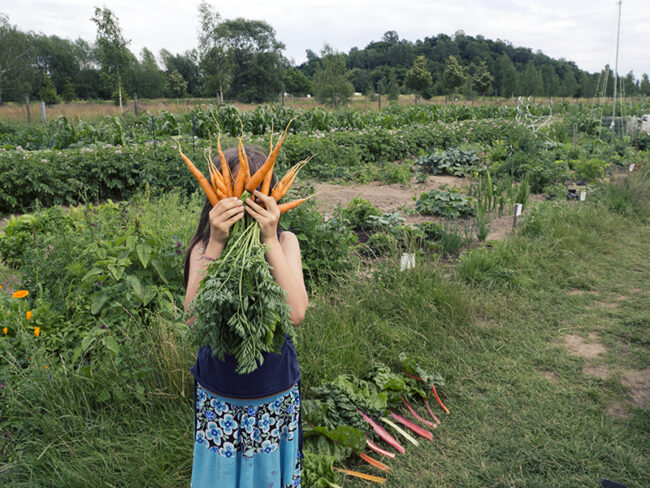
[
  {"x1": 339, "y1": 197, "x2": 383, "y2": 231},
  {"x1": 571, "y1": 157, "x2": 609, "y2": 182},
  {"x1": 415, "y1": 188, "x2": 475, "y2": 218},
  {"x1": 415, "y1": 147, "x2": 482, "y2": 176}
]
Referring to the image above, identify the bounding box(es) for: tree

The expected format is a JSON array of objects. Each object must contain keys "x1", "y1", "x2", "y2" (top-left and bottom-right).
[
  {"x1": 160, "y1": 49, "x2": 201, "y2": 96},
  {"x1": 91, "y1": 7, "x2": 133, "y2": 108},
  {"x1": 442, "y1": 55, "x2": 466, "y2": 96},
  {"x1": 197, "y1": 2, "x2": 232, "y2": 102},
  {"x1": 134, "y1": 47, "x2": 166, "y2": 98},
  {"x1": 0, "y1": 13, "x2": 33, "y2": 104},
  {"x1": 387, "y1": 71, "x2": 400, "y2": 102},
  {"x1": 496, "y1": 54, "x2": 518, "y2": 97},
  {"x1": 166, "y1": 69, "x2": 187, "y2": 98},
  {"x1": 521, "y1": 61, "x2": 543, "y2": 96},
  {"x1": 472, "y1": 60, "x2": 493, "y2": 96},
  {"x1": 640, "y1": 73, "x2": 650, "y2": 97},
  {"x1": 39, "y1": 72, "x2": 59, "y2": 104},
  {"x1": 61, "y1": 77, "x2": 76, "y2": 102},
  {"x1": 283, "y1": 68, "x2": 312, "y2": 96},
  {"x1": 313, "y1": 44, "x2": 354, "y2": 108},
  {"x1": 404, "y1": 55, "x2": 432, "y2": 104}
]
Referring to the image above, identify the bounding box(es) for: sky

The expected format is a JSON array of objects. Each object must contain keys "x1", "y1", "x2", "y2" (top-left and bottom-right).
[{"x1": 1, "y1": 0, "x2": 648, "y2": 78}]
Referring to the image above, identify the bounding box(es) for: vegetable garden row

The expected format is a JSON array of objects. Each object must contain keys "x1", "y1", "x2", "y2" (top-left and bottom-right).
[{"x1": 1, "y1": 101, "x2": 649, "y2": 486}]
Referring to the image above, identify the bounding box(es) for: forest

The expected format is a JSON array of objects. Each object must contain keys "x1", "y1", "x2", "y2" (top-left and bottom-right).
[{"x1": 1, "y1": 5, "x2": 649, "y2": 107}]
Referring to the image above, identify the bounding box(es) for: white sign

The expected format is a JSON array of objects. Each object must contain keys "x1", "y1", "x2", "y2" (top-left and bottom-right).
[
  {"x1": 628, "y1": 163, "x2": 635, "y2": 172},
  {"x1": 579, "y1": 191, "x2": 586, "y2": 201},
  {"x1": 514, "y1": 204, "x2": 523, "y2": 217},
  {"x1": 400, "y1": 253, "x2": 415, "y2": 271}
]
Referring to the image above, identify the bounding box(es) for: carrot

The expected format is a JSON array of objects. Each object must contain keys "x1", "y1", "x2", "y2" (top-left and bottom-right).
[
  {"x1": 333, "y1": 467, "x2": 386, "y2": 484},
  {"x1": 179, "y1": 143, "x2": 218, "y2": 206},
  {"x1": 233, "y1": 138, "x2": 249, "y2": 197},
  {"x1": 248, "y1": 116, "x2": 299, "y2": 193},
  {"x1": 360, "y1": 452, "x2": 391, "y2": 473},
  {"x1": 217, "y1": 131, "x2": 232, "y2": 197},
  {"x1": 271, "y1": 158, "x2": 311, "y2": 201},
  {"x1": 205, "y1": 151, "x2": 228, "y2": 195},
  {"x1": 278, "y1": 196, "x2": 314, "y2": 213}
]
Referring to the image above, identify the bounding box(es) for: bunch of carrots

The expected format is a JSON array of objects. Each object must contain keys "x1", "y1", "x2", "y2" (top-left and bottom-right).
[
  {"x1": 180, "y1": 118, "x2": 313, "y2": 374},
  {"x1": 178, "y1": 116, "x2": 310, "y2": 213}
]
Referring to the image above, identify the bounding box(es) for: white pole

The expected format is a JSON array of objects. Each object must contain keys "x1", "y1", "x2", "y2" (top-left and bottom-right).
[{"x1": 610, "y1": 0, "x2": 622, "y2": 141}]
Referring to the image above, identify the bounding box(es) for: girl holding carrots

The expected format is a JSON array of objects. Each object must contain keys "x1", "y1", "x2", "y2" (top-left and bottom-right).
[{"x1": 183, "y1": 145, "x2": 309, "y2": 488}]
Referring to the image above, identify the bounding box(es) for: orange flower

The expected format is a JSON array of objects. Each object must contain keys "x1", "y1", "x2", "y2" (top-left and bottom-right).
[
  {"x1": 0, "y1": 284, "x2": 3, "y2": 289},
  {"x1": 2, "y1": 327, "x2": 7, "y2": 335},
  {"x1": 43, "y1": 365, "x2": 48, "y2": 368},
  {"x1": 26, "y1": 310, "x2": 33, "y2": 320},
  {"x1": 12, "y1": 290, "x2": 29, "y2": 299},
  {"x1": 34, "y1": 326, "x2": 40, "y2": 337}
]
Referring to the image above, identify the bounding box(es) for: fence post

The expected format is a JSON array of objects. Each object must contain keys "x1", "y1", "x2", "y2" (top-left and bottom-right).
[
  {"x1": 41, "y1": 101, "x2": 46, "y2": 125},
  {"x1": 191, "y1": 112, "x2": 196, "y2": 160},
  {"x1": 151, "y1": 115, "x2": 156, "y2": 152},
  {"x1": 25, "y1": 95, "x2": 31, "y2": 123}
]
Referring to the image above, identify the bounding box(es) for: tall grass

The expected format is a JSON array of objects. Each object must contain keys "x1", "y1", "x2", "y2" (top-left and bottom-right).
[{"x1": 1, "y1": 167, "x2": 648, "y2": 486}]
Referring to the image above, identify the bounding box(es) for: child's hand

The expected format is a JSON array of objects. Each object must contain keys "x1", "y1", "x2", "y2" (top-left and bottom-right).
[
  {"x1": 208, "y1": 197, "x2": 245, "y2": 245},
  {"x1": 245, "y1": 190, "x2": 280, "y2": 242}
]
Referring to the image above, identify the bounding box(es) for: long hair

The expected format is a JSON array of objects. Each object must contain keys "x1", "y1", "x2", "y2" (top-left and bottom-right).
[{"x1": 183, "y1": 145, "x2": 278, "y2": 290}]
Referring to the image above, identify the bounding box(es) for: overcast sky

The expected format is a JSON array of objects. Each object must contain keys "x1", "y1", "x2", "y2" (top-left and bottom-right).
[{"x1": 2, "y1": 0, "x2": 648, "y2": 78}]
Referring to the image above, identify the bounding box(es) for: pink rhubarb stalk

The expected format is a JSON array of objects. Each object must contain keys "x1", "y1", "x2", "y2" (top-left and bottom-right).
[
  {"x1": 389, "y1": 411, "x2": 433, "y2": 440},
  {"x1": 358, "y1": 409, "x2": 406, "y2": 454},
  {"x1": 425, "y1": 399, "x2": 442, "y2": 425},
  {"x1": 366, "y1": 437, "x2": 396, "y2": 459},
  {"x1": 402, "y1": 397, "x2": 437, "y2": 429}
]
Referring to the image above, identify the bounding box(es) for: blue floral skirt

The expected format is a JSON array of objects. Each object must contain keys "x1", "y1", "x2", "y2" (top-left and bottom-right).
[{"x1": 191, "y1": 380, "x2": 302, "y2": 488}]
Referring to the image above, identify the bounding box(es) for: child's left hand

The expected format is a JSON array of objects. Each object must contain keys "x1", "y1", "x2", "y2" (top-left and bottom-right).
[{"x1": 245, "y1": 190, "x2": 280, "y2": 242}]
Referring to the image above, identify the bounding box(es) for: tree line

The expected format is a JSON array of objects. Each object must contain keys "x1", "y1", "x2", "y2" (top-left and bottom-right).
[{"x1": 1, "y1": 6, "x2": 648, "y2": 108}]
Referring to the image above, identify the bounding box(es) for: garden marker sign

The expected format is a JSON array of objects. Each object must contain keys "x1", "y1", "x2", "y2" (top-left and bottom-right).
[{"x1": 513, "y1": 203, "x2": 523, "y2": 229}]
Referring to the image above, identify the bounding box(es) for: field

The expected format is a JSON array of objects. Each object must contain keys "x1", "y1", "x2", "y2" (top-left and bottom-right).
[{"x1": 0, "y1": 101, "x2": 649, "y2": 487}]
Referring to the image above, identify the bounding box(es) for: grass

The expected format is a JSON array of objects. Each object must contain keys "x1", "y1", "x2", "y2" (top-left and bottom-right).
[{"x1": 0, "y1": 169, "x2": 648, "y2": 487}]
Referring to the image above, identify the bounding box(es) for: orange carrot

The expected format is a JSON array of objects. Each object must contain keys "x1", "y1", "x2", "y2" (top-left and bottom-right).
[
  {"x1": 278, "y1": 198, "x2": 307, "y2": 213},
  {"x1": 179, "y1": 143, "x2": 218, "y2": 206},
  {"x1": 333, "y1": 467, "x2": 386, "y2": 483},
  {"x1": 205, "y1": 151, "x2": 228, "y2": 195},
  {"x1": 247, "y1": 116, "x2": 299, "y2": 193},
  {"x1": 271, "y1": 158, "x2": 311, "y2": 201},
  {"x1": 360, "y1": 453, "x2": 391, "y2": 473},
  {"x1": 217, "y1": 131, "x2": 232, "y2": 197},
  {"x1": 233, "y1": 138, "x2": 249, "y2": 197}
]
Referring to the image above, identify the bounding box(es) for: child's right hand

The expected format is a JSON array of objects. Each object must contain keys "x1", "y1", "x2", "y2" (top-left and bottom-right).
[{"x1": 209, "y1": 197, "x2": 245, "y2": 244}]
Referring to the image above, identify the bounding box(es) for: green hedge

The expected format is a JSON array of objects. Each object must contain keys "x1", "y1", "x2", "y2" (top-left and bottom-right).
[{"x1": 0, "y1": 120, "x2": 526, "y2": 213}]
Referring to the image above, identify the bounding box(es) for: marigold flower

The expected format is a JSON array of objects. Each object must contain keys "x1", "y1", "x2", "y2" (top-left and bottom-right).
[
  {"x1": 12, "y1": 290, "x2": 29, "y2": 299},
  {"x1": 26, "y1": 311, "x2": 33, "y2": 320},
  {"x1": 34, "y1": 326, "x2": 40, "y2": 337},
  {"x1": 2, "y1": 327, "x2": 7, "y2": 335},
  {"x1": 0, "y1": 284, "x2": 3, "y2": 289}
]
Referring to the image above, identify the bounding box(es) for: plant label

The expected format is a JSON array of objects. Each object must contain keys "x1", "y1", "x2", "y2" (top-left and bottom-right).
[
  {"x1": 514, "y1": 204, "x2": 523, "y2": 217},
  {"x1": 579, "y1": 191, "x2": 586, "y2": 201},
  {"x1": 400, "y1": 253, "x2": 415, "y2": 271},
  {"x1": 628, "y1": 163, "x2": 635, "y2": 172}
]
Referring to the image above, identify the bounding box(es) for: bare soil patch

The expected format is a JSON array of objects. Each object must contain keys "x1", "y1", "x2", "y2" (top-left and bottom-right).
[
  {"x1": 540, "y1": 371, "x2": 559, "y2": 383},
  {"x1": 567, "y1": 288, "x2": 599, "y2": 296},
  {"x1": 598, "y1": 301, "x2": 621, "y2": 308},
  {"x1": 310, "y1": 175, "x2": 469, "y2": 216},
  {"x1": 583, "y1": 365, "x2": 611, "y2": 379},
  {"x1": 607, "y1": 401, "x2": 630, "y2": 418},
  {"x1": 562, "y1": 334, "x2": 607, "y2": 358},
  {"x1": 621, "y1": 368, "x2": 650, "y2": 408}
]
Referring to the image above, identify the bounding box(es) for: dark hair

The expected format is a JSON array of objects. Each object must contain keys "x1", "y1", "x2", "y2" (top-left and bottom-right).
[{"x1": 183, "y1": 145, "x2": 278, "y2": 290}]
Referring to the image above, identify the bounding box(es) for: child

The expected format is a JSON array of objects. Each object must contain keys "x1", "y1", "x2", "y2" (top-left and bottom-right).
[{"x1": 183, "y1": 145, "x2": 308, "y2": 488}]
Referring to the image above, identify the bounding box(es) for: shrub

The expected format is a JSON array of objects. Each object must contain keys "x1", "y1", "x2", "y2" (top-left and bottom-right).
[
  {"x1": 339, "y1": 197, "x2": 383, "y2": 231},
  {"x1": 572, "y1": 157, "x2": 609, "y2": 182},
  {"x1": 415, "y1": 188, "x2": 475, "y2": 218},
  {"x1": 415, "y1": 147, "x2": 481, "y2": 176}
]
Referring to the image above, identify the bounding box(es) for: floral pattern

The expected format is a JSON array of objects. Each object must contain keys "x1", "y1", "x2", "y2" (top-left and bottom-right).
[{"x1": 195, "y1": 383, "x2": 301, "y2": 460}]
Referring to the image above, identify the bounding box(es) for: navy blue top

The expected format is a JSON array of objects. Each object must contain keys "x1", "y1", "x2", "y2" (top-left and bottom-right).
[{"x1": 190, "y1": 228, "x2": 301, "y2": 399}]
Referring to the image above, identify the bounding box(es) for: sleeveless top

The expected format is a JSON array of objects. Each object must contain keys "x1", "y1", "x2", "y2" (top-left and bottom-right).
[{"x1": 189, "y1": 228, "x2": 301, "y2": 399}]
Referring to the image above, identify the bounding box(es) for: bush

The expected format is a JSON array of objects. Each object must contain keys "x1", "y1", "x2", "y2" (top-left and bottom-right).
[
  {"x1": 415, "y1": 188, "x2": 475, "y2": 218},
  {"x1": 571, "y1": 157, "x2": 609, "y2": 182},
  {"x1": 339, "y1": 197, "x2": 383, "y2": 231},
  {"x1": 415, "y1": 147, "x2": 481, "y2": 176}
]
